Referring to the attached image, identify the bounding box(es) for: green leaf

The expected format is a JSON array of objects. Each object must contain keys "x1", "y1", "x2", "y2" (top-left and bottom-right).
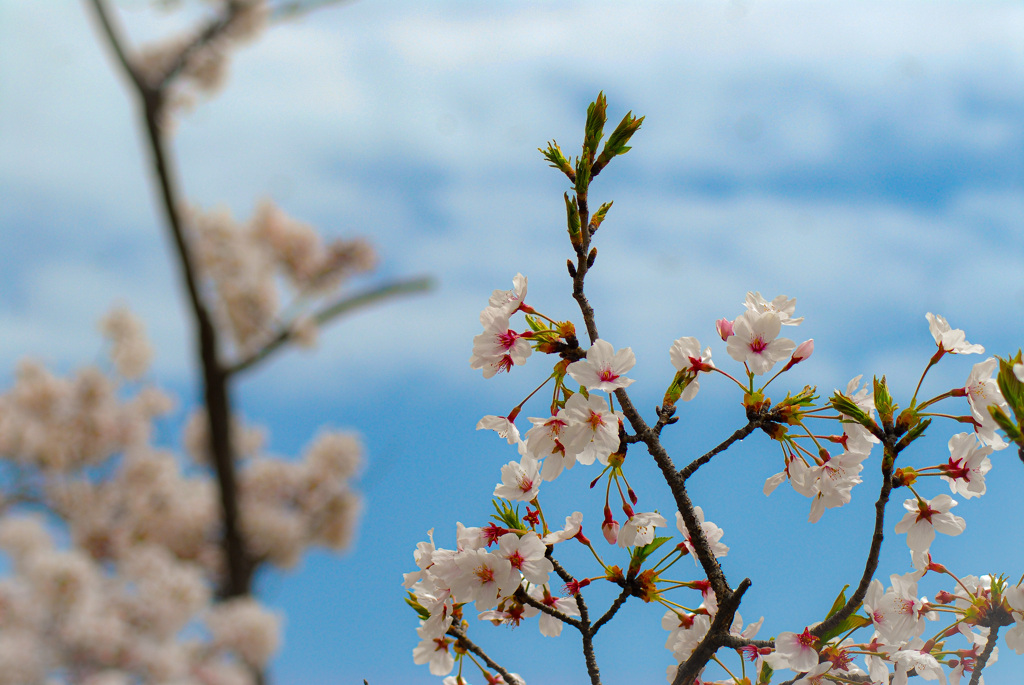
[
  {"x1": 595, "y1": 110, "x2": 644, "y2": 170},
  {"x1": 564, "y1": 192, "x2": 581, "y2": 244},
  {"x1": 405, "y1": 592, "x2": 431, "y2": 621},
  {"x1": 574, "y1": 155, "x2": 592, "y2": 196},
  {"x1": 830, "y1": 392, "x2": 877, "y2": 435},
  {"x1": 590, "y1": 201, "x2": 613, "y2": 232},
  {"x1": 583, "y1": 92, "x2": 608, "y2": 163},
  {"x1": 873, "y1": 375, "x2": 896, "y2": 425},
  {"x1": 629, "y1": 535, "x2": 672, "y2": 570},
  {"x1": 997, "y1": 351, "x2": 1024, "y2": 427},
  {"x1": 757, "y1": 661, "x2": 773, "y2": 685},
  {"x1": 539, "y1": 140, "x2": 574, "y2": 178},
  {"x1": 826, "y1": 584, "x2": 850, "y2": 618}
]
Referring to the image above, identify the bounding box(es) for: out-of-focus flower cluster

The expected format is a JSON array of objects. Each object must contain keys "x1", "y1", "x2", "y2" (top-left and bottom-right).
[
  {"x1": 0, "y1": 308, "x2": 363, "y2": 684},
  {"x1": 189, "y1": 201, "x2": 377, "y2": 356},
  {"x1": 137, "y1": 0, "x2": 271, "y2": 111}
]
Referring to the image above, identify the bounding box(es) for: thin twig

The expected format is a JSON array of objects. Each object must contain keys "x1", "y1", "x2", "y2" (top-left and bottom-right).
[
  {"x1": 680, "y1": 420, "x2": 760, "y2": 481},
  {"x1": 227, "y1": 275, "x2": 433, "y2": 376},
  {"x1": 447, "y1": 624, "x2": 520, "y2": 685},
  {"x1": 591, "y1": 585, "x2": 631, "y2": 633},
  {"x1": 812, "y1": 441, "x2": 897, "y2": 638}
]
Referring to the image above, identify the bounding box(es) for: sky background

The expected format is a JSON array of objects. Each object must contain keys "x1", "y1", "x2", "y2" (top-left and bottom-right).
[{"x1": 2, "y1": 1, "x2": 1024, "y2": 683}]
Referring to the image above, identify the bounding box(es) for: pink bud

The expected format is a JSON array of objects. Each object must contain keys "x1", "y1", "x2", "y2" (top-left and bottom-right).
[
  {"x1": 602, "y1": 518, "x2": 619, "y2": 545},
  {"x1": 792, "y1": 339, "x2": 814, "y2": 362},
  {"x1": 715, "y1": 318, "x2": 734, "y2": 341}
]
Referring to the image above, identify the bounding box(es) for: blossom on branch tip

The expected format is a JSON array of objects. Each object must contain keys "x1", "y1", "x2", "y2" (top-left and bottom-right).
[
  {"x1": 542, "y1": 512, "x2": 584, "y2": 545},
  {"x1": 617, "y1": 511, "x2": 666, "y2": 548},
  {"x1": 476, "y1": 415, "x2": 521, "y2": 445},
  {"x1": 493, "y1": 457, "x2": 541, "y2": 502},
  {"x1": 566, "y1": 339, "x2": 636, "y2": 392},
  {"x1": 925, "y1": 313, "x2": 984, "y2": 355},
  {"x1": 488, "y1": 273, "x2": 528, "y2": 317},
  {"x1": 725, "y1": 310, "x2": 795, "y2": 375},
  {"x1": 894, "y1": 494, "x2": 966, "y2": 555},
  {"x1": 743, "y1": 291, "x2": 803, "y2": 325},
  {"x1": 940, "y1": 433, "x2": 992, "y2": 499}
]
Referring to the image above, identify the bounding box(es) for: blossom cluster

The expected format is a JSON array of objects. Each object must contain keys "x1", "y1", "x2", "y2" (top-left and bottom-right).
[
  {"x1": 0, "y1": 309, "x2": 363, "y2": 683},
  {"x1": 410, "y1": 271, "x2": 1022, "y2": 684},
  {"x1": 188, "y1": 201, "x2": 377, "y2": 355}
]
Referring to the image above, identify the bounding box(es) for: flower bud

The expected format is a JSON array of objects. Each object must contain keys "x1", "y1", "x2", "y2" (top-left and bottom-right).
[
  {"x1": 602, "y1": 518, "x2": 619, "y2": 545},
  {"x1": 792, "y1": 339, "x2": 814, "y2": 362},
  {"x1": 715, "y1": 318, "x2": 734, "y2": 341}
]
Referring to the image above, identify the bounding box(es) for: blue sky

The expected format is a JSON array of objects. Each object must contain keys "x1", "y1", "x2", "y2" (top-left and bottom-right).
[{"x1": 2, "y1": 1, "x2": 1024, "y2": 683}]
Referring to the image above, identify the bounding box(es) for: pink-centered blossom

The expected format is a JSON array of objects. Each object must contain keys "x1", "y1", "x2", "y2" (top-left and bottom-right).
[
  {"x1": 496, "y1": 532, "x2": 552, "y2": 585},
  {"x1": 894, "y1": 494, "x2": 966, "y2": 555},
  {"x1": 566, "y1": 339, "x2": 636, "y2": 392},
  {"x1": 560, "y1": 392, "x2": 622, "y2": 466},
  {"x1": 940, "y1": 433, "x2": 992, "y2": 499},
  {"x1": 765, "y1": 627, "x2": 819, "y2": 672},
  {"x1": 668, "y1": 337, "x2": 714, "y2": 402},
  {"x1": 528, "y1": 584, "x2": 580, "y2": 637},
  {"x1": 726, "y1": 310, "x2": 796, "y2": 375},
  {"x1": 493, "y1": 457, "x2": 541, "y2": 502}
]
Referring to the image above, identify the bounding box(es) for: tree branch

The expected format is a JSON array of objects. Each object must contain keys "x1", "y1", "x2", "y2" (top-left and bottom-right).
[
  {"x1": 812, "y1": 441, "x2": 897, "y2": 639},
  {"x1": 680, "y1": 419, "x2": 760, "y2": 481},
  {"x1": 227, "y1": 275, "x2": 434, "y2": 376},
  {"x1": 447, "y1": 624, "x2": 520, "y2": 685}
]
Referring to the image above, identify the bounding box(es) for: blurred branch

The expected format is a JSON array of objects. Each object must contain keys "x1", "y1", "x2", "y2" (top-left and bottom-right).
[
  {"x1": 227, "y1": 275, "x2": 434, "y2": 376},
  {"x1": 86, "y1": 0, "x2": 253, "y2": 603},
  {"x1": 272, "y1": 0, "x2": 357, "y2": 21}
]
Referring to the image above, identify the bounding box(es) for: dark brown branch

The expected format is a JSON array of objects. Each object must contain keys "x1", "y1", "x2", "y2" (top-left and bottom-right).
[
  {"x1": 671, "y1": 579, "x2": 751, "y2": 685},
  {"x1": 515, "y1": 588, "x2": 583, "y2": 631},
  {"x1": 85, "y1": 0, "x2": 145, "y2": 93},
  {"x1": 591, "y1": 585, "x2": 631, "y2": 633},
  {"x1": 680, "y1": 420, "x2": 760, "y2": 481},
  {"x1": 812, "y1": 441, "x2": 897, "y2": 639},
  {"x1": 969, "y1": 624, "x2": 1000, "y2": 685},
  {"x1": 86, "y1": 0, "x2": 251, "y2": 600},
  {"x1": 447, "y1": 624, "x2": 520, "y2": 685},
  {"x1": 227, "y1": 276, "x2": 434, "y2": 376}
]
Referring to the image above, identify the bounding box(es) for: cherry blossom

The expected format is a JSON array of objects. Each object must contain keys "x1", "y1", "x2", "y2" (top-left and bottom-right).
[
  {"x1": 528, "y1": 584, "x2": 580, "y2": 637},
  {"x1": 496, "y1": 532, "x2": 552, "y2": 585},
  {"x1": 559, "y1": 392, "x2": 622, "y2": 466},
  {"x1": 963, "y1": 358, "x2": 1008, "y2": 449},
  {"x1": 541, "y1": 512, "x2": 584, "y2": 545},
  {"x1": 493, "y1": 457, "x2": 541, "y2": 502},
  {"x1": 668, "y1": 337, "x2": 714, "y2": 402},
  {"x1": 894, "y1": 494, "x2": 966, "y2": 555},
  {"x1": 617, "y1": 511, "x2": 667, "y2": 548},
  {"x1": 940, "y1": 433, "x2": 992, "y2": 499},
  {"x1": 725, "y1": 310, "x2": 796, "y2": 375},
  {"x1": 487, "y1": 273, "x2": 528, "y2": 317},
  {"x1": 743, "y1": 291, "x2": 804, "y2": 325},
  {"x1": 675, "y1": 509, "x2": 728, "y2": 563},
  {"x1": 765, "y1": 627, "x2": 819, "y2": 672},
  {"x1": 476, "y1": 415, "x2": 521, "y2": 445},
  {"x1": 566, "y1": 339, "x2": 636, "y2": 392},
  {"x1": 926, "y1": 313, "x2": 984, "y2": 355}
]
